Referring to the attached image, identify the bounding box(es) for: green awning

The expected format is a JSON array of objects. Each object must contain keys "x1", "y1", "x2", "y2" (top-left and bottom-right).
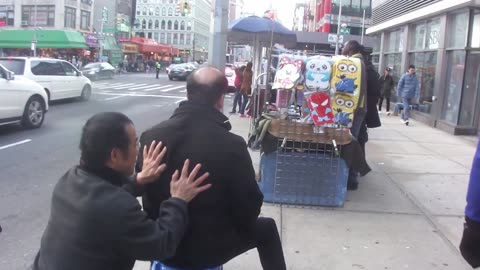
[
  {"x1": 100, "y1": 35, "x2": 121, "y2": 51},
  {"x1": 0, "y1": 29, "x2": 87, "y2": 49}
]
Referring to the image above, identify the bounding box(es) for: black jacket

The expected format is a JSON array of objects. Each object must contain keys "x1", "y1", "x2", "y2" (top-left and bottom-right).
[
  {"x1": 379, "y1": 75, "x2": 394, "y2": 98},
  {"x1": 365, "y1": 61, "x2": 382, "y2": 129},
  {"x1": 138, "y1": 102, "x2": 264, "y2": 268},
  {"x1": 32, "y1": 166, "x2": 189, "y2": 270}
]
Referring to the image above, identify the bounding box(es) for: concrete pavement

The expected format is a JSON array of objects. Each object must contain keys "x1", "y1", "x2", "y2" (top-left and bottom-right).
[{"x1": 134, "y1": 112, "x2": 477, "y2": 269}]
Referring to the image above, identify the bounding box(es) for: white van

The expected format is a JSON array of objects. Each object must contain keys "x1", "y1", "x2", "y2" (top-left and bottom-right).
[
  {"x1": 0, "y1": 57, "x2": 92, "y2": 102},
  {"x1": 0, "y1": 64, "x2": 48, "y2": 128}
]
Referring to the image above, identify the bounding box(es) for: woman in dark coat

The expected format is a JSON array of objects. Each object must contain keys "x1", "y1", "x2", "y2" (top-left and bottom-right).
[{"x1": 378, "y1": 67, "x2": 395, "y2": 114}]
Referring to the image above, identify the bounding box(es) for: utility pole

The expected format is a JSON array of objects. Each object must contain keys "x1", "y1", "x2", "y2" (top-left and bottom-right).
[
  {"x1": 361, "y1": 9, "x2": 366, "y2": 45},
  {"x1": 334, "y1": 0, "x2": 342, "y2": 56},
  {"x1": 32, "y1": 0, "x2": 38, "y2": 57},
  {"x1": 208, "y1": 0, "x2": 228, "y2": 71},
  {"x1": 192, "y1": 37, "x2": 196, "y2": 61}
]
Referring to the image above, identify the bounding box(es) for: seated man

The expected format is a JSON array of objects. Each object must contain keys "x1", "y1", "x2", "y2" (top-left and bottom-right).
[{"x1": 138, "y1": 67, "x2": 286, "y2": 270}]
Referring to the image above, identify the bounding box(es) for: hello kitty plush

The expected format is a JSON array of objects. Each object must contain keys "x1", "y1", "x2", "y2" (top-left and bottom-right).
[{"x1": 273, "y1": 59, "x2": 301, "y2": 90}]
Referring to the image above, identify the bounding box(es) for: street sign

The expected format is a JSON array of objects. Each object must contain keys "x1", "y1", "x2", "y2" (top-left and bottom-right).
[
  {"x1": 102, "y1": 7, "x2": 108, "y2": 23},
  {"x1": 327, "y1": 34, "x2": 344, "y2": 44},
  {"x1": 340, "y1": 27, "x2": 351, "y2": 35}
]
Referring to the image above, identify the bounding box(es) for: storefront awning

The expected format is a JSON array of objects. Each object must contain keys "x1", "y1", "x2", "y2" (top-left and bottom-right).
[
  {"x1": 100, "y1": 35, "x2": 121, "y2": 51},
  {"x1": 0, "y1": 29, "x2": 87, "y2": 49},
  {"x1": 131, "y1": 36, "x2": 171, "y2": 54}
]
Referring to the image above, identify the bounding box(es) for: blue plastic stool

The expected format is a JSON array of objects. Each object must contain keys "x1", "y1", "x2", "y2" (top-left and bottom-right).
[{"x1": 151, "y1": 261, "x2": 223, "y2": 270}]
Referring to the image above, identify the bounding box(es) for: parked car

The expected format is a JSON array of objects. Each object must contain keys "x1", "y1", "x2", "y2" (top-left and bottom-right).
[
  {"x1": 168, "y1": 63, "x2": 197, "y2": 81},
  {"x1": 225, "y1": 64, "x2": 237, "y2": 93},
  {"x1": 0, "y1": 64, "x2": 48, "y2": 128},
  {"x1": 81, "y1": 62, "x2": 115, "y2": 80},
  {"x1": 166, "y1": 64, "x2": 177, "y2": 75},
  {"x1": 0, "y1": 57, "x2": 92, "y2": 102}
]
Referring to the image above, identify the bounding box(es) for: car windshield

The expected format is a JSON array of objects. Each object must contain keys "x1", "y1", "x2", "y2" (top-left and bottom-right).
[
  {"x1": 83, "y1": 63, "x2": 101, "y2": 69},
  {"x1": 0, "y1": 59, "x2": 25, "y2": 75}
]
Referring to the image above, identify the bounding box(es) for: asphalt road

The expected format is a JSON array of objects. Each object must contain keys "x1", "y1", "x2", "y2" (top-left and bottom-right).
[{"x1": 0, "y1": 72, "x2": 234, "y2": 269}]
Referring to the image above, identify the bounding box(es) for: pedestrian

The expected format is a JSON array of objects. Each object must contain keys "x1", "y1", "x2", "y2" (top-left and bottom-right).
[
  {"x1": 155, "y1": 60, "x2": 162, "y2": 79},
  {"x1": 396, "y1": 64, "x2": 419, "y2": 126},
  {"x1": 378, "y1": 67, "x2": 395, "y2": 115},
  {"x1": 460, "y1": 138, "x2": 480, "y2": 268},
  {"x1": 230, "y1": 65, "x2": 245, "y2": 114},
  {"x1": 138, "y1": 67, "x2": 287, "y2": 270},
  {"x1": 240, "y1": 62, "x2": 253, "y2": 116},
  {"x1": 32, "y1": 112, "x2": 211, "y2": 270}
]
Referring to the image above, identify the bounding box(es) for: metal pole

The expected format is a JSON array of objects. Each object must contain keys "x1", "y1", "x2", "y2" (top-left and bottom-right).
[
  {"x1": 334, "y1": 0, "x2": 342, "y2": 56},
  {"x1": 99, "y1": 19, "x2": 104, "y2": 60},
  {"x1": 208, "y1": 0, "x2": 228, "y2": 72},
  {"x1": 33, "y1": 0, "x2": 37, "y2": 57},
  {"x1": 192, "y1": 37, "x2": 196, "y2": 61},
  {"x1": 361, "y1": 9, "x2": 365, "y2": 45}
]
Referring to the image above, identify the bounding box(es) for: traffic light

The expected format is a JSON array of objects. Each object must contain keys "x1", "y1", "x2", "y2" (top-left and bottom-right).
[
  {"x1": 177, "y1": 0, "x2": 184, "y2": 15},
  {"x1": 182, "y1": 1, "x2": 191, "y2": 16}
]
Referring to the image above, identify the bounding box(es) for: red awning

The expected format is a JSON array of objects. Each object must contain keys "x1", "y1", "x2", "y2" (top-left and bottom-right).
[
  {"x1": 131, "y1": 36, "x2": 170, "y2": 54},
  {"x1": 171, "y1": 47, "x2": 179, "y2": 55}
]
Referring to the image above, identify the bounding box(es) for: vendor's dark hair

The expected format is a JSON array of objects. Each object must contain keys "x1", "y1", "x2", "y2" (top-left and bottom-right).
[
  {"x1": 186, "y1": 68, "x2": 227, "y2": 106},
  {"x1": 79, "y1": 112, "x2": 133, "y2": 169},
  {"x1": 409, "y1": 64, "x2": 416, "y2": 69}
]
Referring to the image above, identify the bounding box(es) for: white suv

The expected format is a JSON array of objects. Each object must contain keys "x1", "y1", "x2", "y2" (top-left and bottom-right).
[
  {"x1": 0, "y1": 64, "x2": 48, "y2": 128},
  {"x1": 0, "y1": 57, "x2": 92, "y2": 102}
]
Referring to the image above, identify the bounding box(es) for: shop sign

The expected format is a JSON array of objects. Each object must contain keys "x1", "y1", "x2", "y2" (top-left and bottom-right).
[
  {"x1": 84, "y1": 33, "x2": 99, "y2": 48},
  {"x1": 327, "y1": 34, "x2": 343, "y2": 44},
  {"x1": 122, "y1": 43, "x2": 138, "y2": 53}
]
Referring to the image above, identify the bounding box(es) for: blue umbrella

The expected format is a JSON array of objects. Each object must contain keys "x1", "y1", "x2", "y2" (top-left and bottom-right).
[{"x1": 228, "y1": 16, "x2": 297, "y2": 48}]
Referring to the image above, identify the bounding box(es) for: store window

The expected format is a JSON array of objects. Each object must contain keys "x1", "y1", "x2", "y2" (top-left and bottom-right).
[
  {"x1": 180, "y1": 21, "x2": 185, "y2": 30},
  {"x1": 137, "y1": 7, "x2": 141, "y2": 15},
  {"x1": 80, "y1": 10, "x2": 90, "y2": 30},
  {"x1": 143, "y1": 7, "x2": 147, "y2": 15},
  {"x1": 173, "y1": 33, "x2": 178, "y2": 44},
  {"x1": 384, "y1": 53, "x2": 402, "y2": 102},
  {"x1": 471, "y1": 10, "x2": 480, "y2": 48},
  {"x1": 155, "y1": 20, "x2": 159, "y2": 29},
  {"x1": 162, "y1": 7, "x2": 166, "y2": 16},
  {"x1": 0, "y1": 6, "x2": 14, "y2": 26},
  {"x1": 148, "y1": 19, "x2": 153, "y2": 29},
  {"x1": 64, "y1": 7, "x2": 76, "y2": 28},
  {"x1": 410, "y1": 22, "x2": 426, "y2": 50},
  {"x1": 180, "y1": 33, "x2": 184, "y2": 44},
  {"x1": 22, "y1": 5, "x2": 55, "y2": 27},
  {"x1": 174, "y1": 20, "x2": 179, "y2": 30},
  {"x1": 186, "y1": 34, "x2": 191, "y2": 45},
  {"x1": 168, "y1": 8, "x2": 173, "y2": 16},
  {"x1": 142, "y1": 19, "x2": 146, "y2": 29},
  {"x1": 442, "y1": 51, "x2": 466, "y2": 124},
  {"x1": 148, "y1": 32, "x2": 152, "y2": 39},
  {"x1": 167, "y1": 20, "x2": 172, "y2": 30},
  {"x1": 459, "y1": 51, "x2": 480, "y2": 125},
  {"x1": 149, "y1": 7, "x2": 154, "y2": 16},
  {"x1": 161, "y1": 20, "x2": 166, "y2": 29},
  {"x1": 448, "y1": 11, "x2": 469, "y2": 48},
  {"x1": 161, "y1": 32, "x2": 166, "y2": 43},
  {"x1": 386, "y1": 29, "x2": 403, "y2": 52},
  {"x1": 155, "y1": 7, "x2": 160, "y2": 16},
  {"x1": 187, "y1": 21, "x2": 192, "y2": 31},
  {"x1": 154, "y1": 32, "x2": 159, "y2": 41},
  {"x1": 167, "y1": 33, "x2": 172, "y2": 44},
  {"x1": 409, "y1": 52, "x2": 437, "y2": 114},
  {"x1": 426, "y1": 19, "x2": 440, "y2": 49}
]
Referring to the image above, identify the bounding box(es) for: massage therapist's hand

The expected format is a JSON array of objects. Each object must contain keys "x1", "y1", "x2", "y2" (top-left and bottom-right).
[
  {"x1": 137, "y1": 140, "x2": 167, "y2": 185},
  {"x1": 170, "y1": 159, "x2": 211, "y2": 202}
]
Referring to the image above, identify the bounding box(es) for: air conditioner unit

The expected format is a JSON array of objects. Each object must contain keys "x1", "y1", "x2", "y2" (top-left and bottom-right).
[{"x1": 21, "y1": 20, "x2": 29, "y2": 27}]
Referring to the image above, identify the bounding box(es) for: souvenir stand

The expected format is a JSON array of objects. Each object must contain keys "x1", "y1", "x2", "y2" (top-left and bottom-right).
[{"x1": 251, "y1": 53, "x2": 369, "y2": 207}]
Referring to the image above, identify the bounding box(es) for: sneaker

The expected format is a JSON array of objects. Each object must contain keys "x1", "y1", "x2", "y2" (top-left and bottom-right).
[
  {"x1": 400, "y1": 119, "x2": 406, "y2": 124},
  {"x1": 229, "y1": 111, "x2": 236, "y2": 114},
  {"x1": 386, "y1": 112, "x2": 391, "y2": 116},
  {"x1": 405, "y1": 120, "x2": 409, "y2": 126}
]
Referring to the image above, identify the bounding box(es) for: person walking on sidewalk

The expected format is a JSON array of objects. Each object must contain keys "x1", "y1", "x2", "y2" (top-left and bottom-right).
[
  {"x1": 396, "y1": 65, "x2": 419, "y2": 126},
  {"x1": 32, "y1": 112, "x2": 210, "y2": 270},
  {"x1": 240, "y1": 62, "x2": 253, "y2": 116},
  {"x1": 138, "y1": 67, "x2": 287, "y2": 270},
  {"x1": 230, "y1": 65, "x2": 245, "y2": 114},
  {"x1": 155, "y1": 60, "x2": 162, "y2": 79},
  {"x1": 460, "y1": 138, "x2": 480, "y2": 268},
  {"x1": 378, "y1": 67, "x2": 395, "y2": 115}
]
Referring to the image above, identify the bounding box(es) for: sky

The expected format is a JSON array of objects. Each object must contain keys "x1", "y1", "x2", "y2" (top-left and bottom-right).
[{"x1": 241, "y1": 0, "x2": 297, "y2": 29}]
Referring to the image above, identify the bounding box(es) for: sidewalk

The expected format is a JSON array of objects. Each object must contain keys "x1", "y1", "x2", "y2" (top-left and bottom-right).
[{"x1": 135, "y1": 113, "x2": 478, "y2": 270}]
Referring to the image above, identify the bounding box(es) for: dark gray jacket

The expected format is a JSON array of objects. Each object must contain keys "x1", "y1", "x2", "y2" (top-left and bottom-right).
[{"x1": 32, "y1": 166, "x2": 188, "y2": 270}]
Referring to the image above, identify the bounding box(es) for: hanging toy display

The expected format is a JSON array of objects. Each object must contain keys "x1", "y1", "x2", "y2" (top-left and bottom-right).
[
  {"x1": 307, "y1": 92, "x2": 335, "y2": 126},
  {"x1": 272, "y1": 55, "x2": 302, "y2": 90},
  {"x1": 305, "y1": 56, "x2": 334, "y2": 92}
]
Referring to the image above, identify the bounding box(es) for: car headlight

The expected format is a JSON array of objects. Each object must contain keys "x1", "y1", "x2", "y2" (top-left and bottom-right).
[{"x1": 88, "y1": 70, "x2": 96, "y2": 74}]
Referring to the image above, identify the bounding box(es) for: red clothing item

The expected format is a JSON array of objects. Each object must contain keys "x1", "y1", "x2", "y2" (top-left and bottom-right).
[{"x1": 234, "y1": 70, "x2": 243, "y2": 88}]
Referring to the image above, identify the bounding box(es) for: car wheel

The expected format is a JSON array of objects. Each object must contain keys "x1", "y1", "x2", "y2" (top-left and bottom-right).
[
  {"x1": 21, "y1": 96, "x2": 45, "y2": 129},
  {"x1": 80, "y1": 85, "x2": 91, "y2": 101}
]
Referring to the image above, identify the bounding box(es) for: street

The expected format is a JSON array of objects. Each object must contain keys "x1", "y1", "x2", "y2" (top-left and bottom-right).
[{"x1": 0, "y1": 72, "x2": 229, "y2": 270}]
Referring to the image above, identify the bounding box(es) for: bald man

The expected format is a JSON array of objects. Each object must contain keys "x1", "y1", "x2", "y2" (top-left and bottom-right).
[{"x1": 138, "y1": 67, "x2": 286, "y2": 270}]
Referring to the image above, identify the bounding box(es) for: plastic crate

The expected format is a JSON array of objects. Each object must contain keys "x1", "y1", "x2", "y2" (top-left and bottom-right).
[{"x1": 259, "y1": 150, "x2": 349, "y2": 207}]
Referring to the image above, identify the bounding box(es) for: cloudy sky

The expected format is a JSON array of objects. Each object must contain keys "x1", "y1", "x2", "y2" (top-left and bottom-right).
[{"x1": 241, "y1": 0, "x2": 297, "y2": 29}]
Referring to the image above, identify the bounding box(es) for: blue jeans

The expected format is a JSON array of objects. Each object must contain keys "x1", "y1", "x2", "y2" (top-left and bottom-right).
[{"x1": 402, "y1": 97, "x2": 412, "y2": 121}]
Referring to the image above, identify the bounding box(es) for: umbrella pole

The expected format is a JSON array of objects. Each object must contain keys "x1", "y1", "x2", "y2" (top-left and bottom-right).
[{"x1": 264, "y1": 19, "x2": 275, "y2": 112}]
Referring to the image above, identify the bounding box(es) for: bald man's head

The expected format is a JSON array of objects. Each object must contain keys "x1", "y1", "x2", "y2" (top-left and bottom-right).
[{"x1": 186, "y1": 67, "x2": 227, "y2": 106}]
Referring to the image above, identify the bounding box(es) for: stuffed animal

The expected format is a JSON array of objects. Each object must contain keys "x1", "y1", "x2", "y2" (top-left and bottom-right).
[
  {"x1": 305, "y1": 57, "x2": 333, "y2": 91},
  {"x1": 307, "y1": 92, "x2": 335, "y2": 126}
]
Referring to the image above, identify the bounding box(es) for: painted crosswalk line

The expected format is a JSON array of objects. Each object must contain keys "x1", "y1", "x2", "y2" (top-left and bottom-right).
[
  {"x1": 144, "y1": 85, "x2": 174, "y2": 92},
  {"x1": 161, "y1": 86, "x2": 185, "y2": 92}
]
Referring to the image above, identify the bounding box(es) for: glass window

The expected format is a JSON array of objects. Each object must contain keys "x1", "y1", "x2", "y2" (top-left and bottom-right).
[
  {"x1": 471, "y1": 10, "x2": 480, "y2": 48},
  {"x1": 409, "y1": 52, "x2": 437, "y2": 114},
  {"x1": 0, "y1": 59, "x2": 25, "y2": 75},
  {"x1": 186, "y1": 33, "x2": 191, "y2": 45},
  {"x1": 167, "y1": 20, "x2": 172, "y2": 30},
  {"x1": 384, "y1": 53, "x2": 402, "y2": 102},
  {"x1": 161, "y1": 20, "x2": 166, "y2": 29},
  {"x1": 148, "y1": 19, "x2": 153, "y2": 29},
  {"x1": 155, "y1": 20, "x2": 159, "y2": 29},
  {"x1": 64, "y1": 7, "x2": 76, "y2": 28},
  {"x1": 410, "y1": 22, "x2": 426, "y2": 50},
  {"x1": 386, "y1": 29, "x2": 403, "y2": 52},
  {"x1": 459, "y1": 51, "x2": 480, "y2": 125},
  {"x1": 371, "y1": 34, "x2": 380, "y2": 53},
  {"x1": 180, "y1": 21, "x2": 185, "y2": 30},
  {"x1": 22, "y1": 5, "x2": 55, "y2": 27},
  {"x1": 173, "y1": 33, "x2": 178, "y2": 44},
  {"x1": 0, "y1": 6, "x2": 15, "y2": 26},
  {"x1": 137, "y1": 6, "x2": 141, "y2": 15},
  {"x1": 168, "y1": 8, "x2": 173, "y2": 16},
  {"x1": 174, "y1": 20, "x2": 178, "y2": 30},
  {"x1": 170, "y1": 0, "x2": 173, "y2": 3},
  {"x1": 142, "y1": 19, "x2": 146, "y2": 29},
  {"x1": 31, "y1": 61, "x2": 65, "y2": 76},
  {"x1": 162, "y1": 7, "x2": 166, "y2": 16},
  {"x1": 143, "y1": 7, "x2": 147, "y2": 15},
  {"x1": 448, "y1": 11, "x2": 469, "y2": 48},
  {"x1": 160, "y1": 32, "x2": 166, "y2": 43},
  {"x1": 187, "y1": 21, "x2": 192, "y2": 31},
  {"x1": 180, "y1": 33, "x2": 184, "y2": 44},
  {"x1": 149, "y1": 7, "x2": 154, "y2": 16},
  {"x1": 167, "y1": 33, "x2": 172, "y2": 44},
  {"x1": 155, "y1": 7, "x2": 160, "y2": 16},
  {"x1": 154, "y1": 32, "x2": 159, "y2": 41},
  {"x1": 426, "y1": 19, "x2": 440, "y2": 49},
  {"x1": 147, "y1": 32, "x2": 152, "y2": 39},
  {"x1": 371, "y1": 54, "x2": 379, "y2": 71},
  {"x1": 442, "y1": 51, "x2": 466, "y2": 124},
  {"x1": 62, "y1": 62, "x2": 77, "y2": 76},
  {"x1": 80, "y1": 10, "x2": 91, "y2": 30}
]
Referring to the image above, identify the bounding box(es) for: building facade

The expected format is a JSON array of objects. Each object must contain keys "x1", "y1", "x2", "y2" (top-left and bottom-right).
[
  {"x1": 0, "y1": 0, "x2": 94, "y2": 32},
  {"x1": 93, "y1": 0, "x2": 133, "y2": 40},
  {"x1": 317, "y1": 0, "x2": 372, "y2": 34},
  {"x1": 367, "y1": 0, "x2": 480, "y2": 135},
  {"x1": 133, "y1": 0, "x2": 211, "y2": 61}
]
